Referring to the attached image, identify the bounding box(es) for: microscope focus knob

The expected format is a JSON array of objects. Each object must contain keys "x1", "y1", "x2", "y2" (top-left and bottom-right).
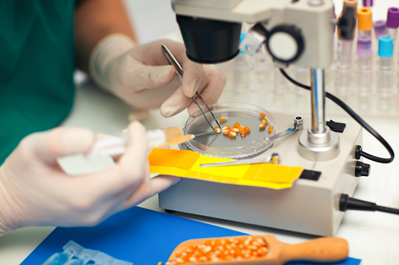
[
  {"x1": 266, "y1": 25, "x2": 305, "y2": 64},
  {"x1": 355, "y1": 161, "x2": 371, "y2": 177}
]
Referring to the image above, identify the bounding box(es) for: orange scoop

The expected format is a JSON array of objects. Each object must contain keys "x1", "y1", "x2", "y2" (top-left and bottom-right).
[{"x1": 166, "y1": 234, "x2": 348, "y2": 265}]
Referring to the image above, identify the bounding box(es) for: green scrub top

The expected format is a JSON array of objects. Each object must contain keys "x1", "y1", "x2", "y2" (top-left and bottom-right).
[{"x1": 0, "y1": 0, "x2": 79, "y2": 164}]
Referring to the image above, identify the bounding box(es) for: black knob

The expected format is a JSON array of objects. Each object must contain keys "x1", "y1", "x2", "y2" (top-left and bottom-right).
[
  {"x1": 355, "y1": 161, "x2": 371, "y2": 177},
  {"x1": 266, "y1": 24, "x2": 305, "y2": 64}
]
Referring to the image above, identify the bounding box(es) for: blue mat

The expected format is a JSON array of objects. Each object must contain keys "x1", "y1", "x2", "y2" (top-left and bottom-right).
[{"x1": 21, "y1": 206, "x2": 361, "y2": 265}]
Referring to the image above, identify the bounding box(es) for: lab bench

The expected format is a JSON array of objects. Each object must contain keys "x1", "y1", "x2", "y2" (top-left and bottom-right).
[{"x1": 0, "y1": 80, "x2": 398, "y2": 265}]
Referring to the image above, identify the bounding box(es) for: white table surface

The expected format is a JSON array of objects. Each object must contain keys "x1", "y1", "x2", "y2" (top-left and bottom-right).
[{"x1": 2, "y1": 0, "x2": 399, "y2": 263}]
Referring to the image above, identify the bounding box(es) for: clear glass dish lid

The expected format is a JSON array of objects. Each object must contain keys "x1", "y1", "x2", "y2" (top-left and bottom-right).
[{"x1": 184, "y1": 102, "x2": 277, "y2": 159}]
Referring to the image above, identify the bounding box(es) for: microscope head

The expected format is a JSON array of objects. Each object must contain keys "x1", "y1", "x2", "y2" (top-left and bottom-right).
[
  {"x1": 176, "y1": 16, "x2": 242, "y2": 64},
  {"x1": 173, "y1": 0, "x2": 335, "y2": 68}
]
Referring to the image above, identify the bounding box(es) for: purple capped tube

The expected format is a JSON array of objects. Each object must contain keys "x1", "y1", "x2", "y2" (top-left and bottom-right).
[
  {"x1": 374, "y1": 21, "x2": 387, "y2": 40},
  {"x1": 363, "y1": 0, "x2": 372, "y2": 7},
  {"x1": 386, "y1": 7, "x2": 399, "y2": 43},
  {"x1": 357, "y1": 36, "x2": 372, "y2": 94}
]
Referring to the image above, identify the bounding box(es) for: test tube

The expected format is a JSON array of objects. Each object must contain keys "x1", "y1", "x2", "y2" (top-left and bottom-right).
[
  {"x1": 343, "y1": 0, "x2": 358, "y2": 17},
  {"x1": 357, "y1": 8, "x2": 373, "y2": 37},
  {"x1": 363, "y1": 0, "x2": 372, "y2": 8},
  {"x1": 373, "y1": 21, "x2": 386, "y2": 57},
  {"x1": 357, "y1": 36, "x2": 372, "y2": 95},
  {"x1": 386, "y1": 8, "x2": 399, "y2": 43},
  {"x1": 374, "y1": 21, "x2": 387, "y2": 40},
  {"x1": 377, "y1": 36, "x2": 394, "y2": 96},
  {"x1": 295, "y1": 65, "x2": 310, "y2": 107},
  {"x1": 335, "y1": 35, "x2": 353, "y2": 93}
]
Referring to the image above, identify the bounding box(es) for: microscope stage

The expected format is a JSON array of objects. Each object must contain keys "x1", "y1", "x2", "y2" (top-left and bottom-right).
[{"x1": 159, "y1": 113, "x2": 362, "y2": 236}]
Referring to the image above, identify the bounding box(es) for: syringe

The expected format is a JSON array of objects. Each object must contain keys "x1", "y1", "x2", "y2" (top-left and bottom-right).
[
  {"x1": 357, "y1": 36, "x2": 372, "y2": 95},
  {"x1": 377, "y1": 36, "x2": 394, "y2": 96},
  {"x1": 86, "y1": 127, "x2": 194, "y2": 159}
]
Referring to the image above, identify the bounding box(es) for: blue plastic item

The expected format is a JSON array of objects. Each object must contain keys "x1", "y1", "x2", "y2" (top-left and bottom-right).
[
  {"x1": 23, "y1": 206, "x2": 361, "y2": 265},
  {"x1": 378, "y1": 36, "x2": 394, "y2": 57},
  {"x1": 239, "y1": 33, "x2": 246, "y2": 54},
  {"x1": 42, "y1": 241, "x2": 132, "y2": 265}
]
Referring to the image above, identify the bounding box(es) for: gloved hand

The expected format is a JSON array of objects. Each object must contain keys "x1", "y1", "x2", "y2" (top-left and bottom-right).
[
  {"x1": 89, "y1": 35, "x2": 226, "y2": 117},
  {"x1": 0, "y1": 122, "x2": 179, "y2": 235}
]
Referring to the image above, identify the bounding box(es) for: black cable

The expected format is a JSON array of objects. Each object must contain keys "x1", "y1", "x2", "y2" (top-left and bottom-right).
[
  {"x1": 279, "y1": 68, "x2": 394, "y2": 164},
  {"x1": 339, "y1": 194, "x2": 399, "y2": 216},
  {"x1": 375, "y1": 205, "x2": 399, "y2": 215}
]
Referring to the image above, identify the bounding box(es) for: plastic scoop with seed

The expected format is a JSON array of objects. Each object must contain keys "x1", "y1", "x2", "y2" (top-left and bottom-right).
[{"x1": 166, "y1": 234, "x2": 348, "y2": 265}]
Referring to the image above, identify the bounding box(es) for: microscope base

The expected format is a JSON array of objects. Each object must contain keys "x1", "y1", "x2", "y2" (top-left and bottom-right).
[{"x1": 159, "y1": 113, "x2": 362, "y2": 236}]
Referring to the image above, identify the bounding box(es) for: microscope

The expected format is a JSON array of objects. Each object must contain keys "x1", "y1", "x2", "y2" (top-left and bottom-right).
[{"x1": 159, "y1": 0, "x2": 366, "y2": 236}]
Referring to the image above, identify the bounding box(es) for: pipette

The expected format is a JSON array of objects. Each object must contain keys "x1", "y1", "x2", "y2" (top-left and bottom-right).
[{"x1": 86, "y1": 127, "x2": 194, "y2": 159}]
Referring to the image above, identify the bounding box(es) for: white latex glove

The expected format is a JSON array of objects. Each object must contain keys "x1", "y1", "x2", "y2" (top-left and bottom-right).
[
  {"x1": 0, "y1": 122, "x2": 179, "y2": 236},
  {"x1": 89, "y1": 34, "x2": 226, "y2": 117}
]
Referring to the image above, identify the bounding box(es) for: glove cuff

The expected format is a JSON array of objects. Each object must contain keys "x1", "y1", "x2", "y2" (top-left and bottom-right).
[
  {"x1": 0, "y1": 170, "x2": 19, "y2": 236},
  {"x1": 89, "y1": 34, "x2": 136, "y2": 92}
]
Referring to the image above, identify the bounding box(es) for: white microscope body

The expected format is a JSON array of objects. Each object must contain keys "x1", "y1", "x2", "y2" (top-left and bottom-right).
[{"x1": 159, "y1": 0, "x2": 363, "y2": 236}]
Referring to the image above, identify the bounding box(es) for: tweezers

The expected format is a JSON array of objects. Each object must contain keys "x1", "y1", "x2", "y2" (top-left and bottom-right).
[{"x1": 161, "y1": 44, "x2": 221, "y2": 130}]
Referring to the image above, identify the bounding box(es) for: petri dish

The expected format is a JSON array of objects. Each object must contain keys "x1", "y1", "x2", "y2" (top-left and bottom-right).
[{"x1": 184, "y1": 102, "x2": 278, "y2": 159}]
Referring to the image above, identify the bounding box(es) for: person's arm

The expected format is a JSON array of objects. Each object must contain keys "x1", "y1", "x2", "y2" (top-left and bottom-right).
[
  {"x1": 74, "y1": 0, "x2": 136, "y2": 73},
  {"x1": 76, "y1": 0, "x2": 226, "y2": 117},
  {"x1": 0, "y1": 122, "x2": 179, "y2": 236}
]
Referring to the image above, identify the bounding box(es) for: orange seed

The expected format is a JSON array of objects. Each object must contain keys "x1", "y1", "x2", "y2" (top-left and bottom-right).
[
  {"x1": 268, "y1": 126, "x2": 274, "y2": 132},
  {"x1": 260, "y1": 112, "x2": 266, "y2": 118},
  {"x1": 219, "y1": 117, "x2": 228, "y2": 122},
  {"x1": 244, "y1": 126, "x2": 251, "y2": 132}
]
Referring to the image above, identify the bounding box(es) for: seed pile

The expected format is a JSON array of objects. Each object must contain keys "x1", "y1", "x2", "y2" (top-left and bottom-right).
[
  {"x1": 215, "y1": 112, "x2": 273, "y2": 137},
  {"x1": 166, "y1": 236, "x2": 268, "y2": 264}
]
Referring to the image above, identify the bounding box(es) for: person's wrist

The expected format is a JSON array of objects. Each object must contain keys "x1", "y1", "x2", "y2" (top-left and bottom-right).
[{"x1": 89, "y1": 34, "x2": 136, "y2": 92}]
